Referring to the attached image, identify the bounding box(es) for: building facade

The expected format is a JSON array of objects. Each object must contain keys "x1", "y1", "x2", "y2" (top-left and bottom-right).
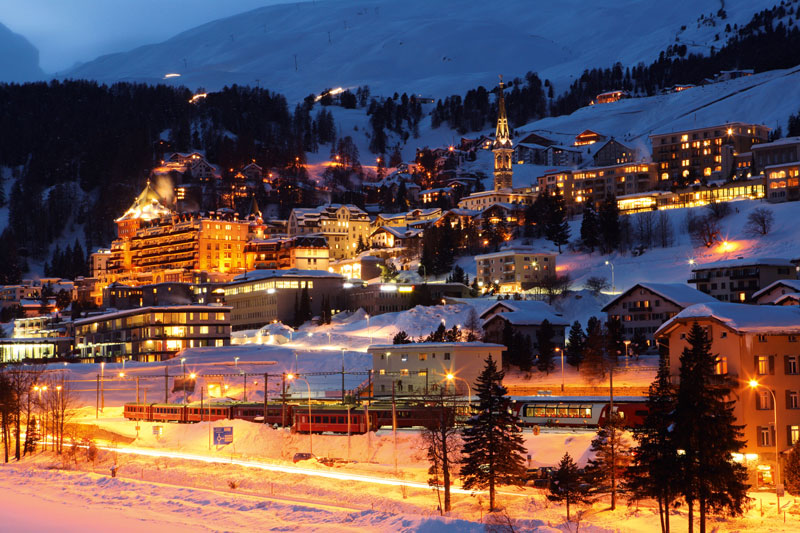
[
  {"x1": 650, "y1": 122, "x2": 770, "y2": 183},
  {"x1": 245, "y1": 236, "x2": 329, "y2": 271},
  {"x1": 287, "y1": 204, "x2": 371, "y2": 260},
  {"x1": 74, "y1": 305, "x2": 231, "y2": 361},
  {"x1": 689, "y1": 258, "x2": 797, "y2": 302},
  {"x1": 655, "y1": 303, "x2": 800, "y2": 486},
  {"x1": 368, "y1": 342, "x2": 505, "y2": 397},
  {"x1": 474, "y1": 248, "x2": 557, "y2": 293}
]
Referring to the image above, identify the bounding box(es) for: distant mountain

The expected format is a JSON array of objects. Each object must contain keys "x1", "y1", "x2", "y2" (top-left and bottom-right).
[
  {"x1": 64, "y1": 0, "x2": 778, "y2": 100},
  {"x1": 0, "y1": 22, "x2": 44, "y2": 82}
]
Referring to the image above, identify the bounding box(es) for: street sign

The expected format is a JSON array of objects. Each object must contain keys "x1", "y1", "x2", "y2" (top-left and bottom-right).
[
  {"x1": 777, "y1": 483, "x2": 785, "y2": 497},
  {"x1": 213, "y1": 426, "x2": 233, "y2": 446},
  {"x1": 153, "y1": 426, "x2": 163, "y2": 436}
]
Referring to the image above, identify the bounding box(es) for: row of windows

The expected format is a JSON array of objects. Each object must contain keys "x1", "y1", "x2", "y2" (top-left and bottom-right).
[
  {"x1": 379, "y1": 352, "x2": 451, "y2": 361},
  {"x1": 757, "y1": 425, "x2": 800, "y2": 447}
]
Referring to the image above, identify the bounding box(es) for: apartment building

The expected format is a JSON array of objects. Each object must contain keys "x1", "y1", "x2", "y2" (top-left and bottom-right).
[
  {"x1": 287, "y1": 204, "x2": 371, "y2": 260},
  {"x1": 765, "y1": 162, "x2": 800, "y2": 203},
  {"x1": 474, "y1": 248, "x2": 556, "y2": 293},
  {"x1": 689, "y1": 257, "x2": 797, "y2": 302},
  {"x1": 650, "y1": 122, "x2": 770, "y2": 183},
  {"x1": 457, "y1": 189, "x2": 535, "y2": 211},
  {"x1": 602, "y1": 282, "x2": 716, "y2": 347},
  {"x1": 73, "y1": 305, "x2": 231, "y2": 361},
  {"x1": 368, "y1": 342, "x2": 505, "y2": 397},
  {"x1": 244, "y1": 235, "x2": 329, "y2": 271},
  {"x1": 347, "y1": 282, "x2": 470, "y2": 316},
  {"x1": 480, "y1": 300, "x2": 568, "y2": 351},
  {"x1": 538, "y1": 163, "x2": 658, "y2": 211},
  {"x1": 751, "y1": 136, "x2": 800, "y2": 174},
  {"x1": 222, "y1": 269, "x2": 345, "y2": 330},
  {"x1": 655, "y1": 303, "x2": 800, "y2": 486}
]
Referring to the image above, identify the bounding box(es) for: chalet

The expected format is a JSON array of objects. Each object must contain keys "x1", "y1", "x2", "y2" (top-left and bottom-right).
[
  {"x1": 573, "y1": 130, "x2": 607, "y2": 146},
  {"x1": 368, "y1": 226, "x2": 423, "y2": 249},
  {"x1": 751, "y1": 280, "x2": 800, "y2": 305},
  {"x1": 593, "y1": 90, "x2": 629, "y2": 105},
  {"x1": 689, "y1": 257, "x2": 798, "y2": 302},
  {"x1": 592, "y1": 139, "x2": 637, "y2": 167},
  {"x1": 480, "y1": 300, "x2": 568, "y2": 351},
  {"x1": 602, "y1": 282, "x2": 717, "y2": 348}
]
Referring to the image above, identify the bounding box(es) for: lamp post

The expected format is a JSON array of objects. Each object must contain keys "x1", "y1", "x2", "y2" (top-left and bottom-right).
[
  {"x1": 100, "y1": 362, "x2": 105, "y2": 412},
  {"x1": 604, "y1": 260, "x2": 615, "y2": 294},
  {"x1": 186, "y1": 373, "x2": 196, "y2": 405},
  {"x1": 749, "y1": 379, "x2": 782, "y2": 513},
  {"x1": 557, "y1": 346, "x2": 564, "y2": 392},
  {"x1": 623, "y1": 340, "x2": 631, "y2": 368},
  {"x1": 181, "y1": 357, "x2": 187, "y2": 404},
  {"x1": 288, "y1": 373, "x2": 313, "y2": 455},
  {"x1": 341, "y1": 349, "x2": 346, "y2": 403},
  {"x1": 366, "y1": 314, "x2": 372, "y2": 345},
  {"x1": 234, "y1": 356, "x2": 239, "y2": 370}
]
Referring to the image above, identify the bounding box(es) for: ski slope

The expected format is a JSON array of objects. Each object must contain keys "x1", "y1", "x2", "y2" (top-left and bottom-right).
[{"x1": 64, "y1": 0, "x2": 778, "y2": 100}]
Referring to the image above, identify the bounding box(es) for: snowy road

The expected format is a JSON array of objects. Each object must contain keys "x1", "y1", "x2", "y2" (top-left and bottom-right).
[{"x1": 0, "y1": 465, "x2": 482, "y2": 532}]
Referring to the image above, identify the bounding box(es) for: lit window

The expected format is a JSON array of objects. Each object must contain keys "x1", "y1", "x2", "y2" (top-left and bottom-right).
[
  {"x1": 756, "y1": 355, "x2": 769, "y2": 375},
  {"x1": 714, "y1": 356, "x2": 728, "y2": 375}
]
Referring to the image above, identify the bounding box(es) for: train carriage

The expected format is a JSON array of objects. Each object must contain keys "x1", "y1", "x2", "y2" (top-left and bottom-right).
[
  {"x1": 150, "y1": 403, "x2": 186, "y2": 422},
  {"x1": 511, "y1": 396, "x2": 648, "y2": 428},
  {"x1": 230, "y1": 402, "x2": 293, "y2": 426},
  {"x1": 293, "y1": 407, "x2": 377, "y2": 434},
  {"x1": 184, "y1": 405, "x2": 230, "y2": 423}
]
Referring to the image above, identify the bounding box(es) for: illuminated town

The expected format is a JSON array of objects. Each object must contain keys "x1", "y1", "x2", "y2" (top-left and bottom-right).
[{"x1": 1, "y1": 1, "x2": 800, "y2": 531}]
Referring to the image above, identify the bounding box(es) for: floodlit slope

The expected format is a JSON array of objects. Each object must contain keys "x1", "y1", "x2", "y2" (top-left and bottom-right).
[{"x1": 64, "y1": 0, "x2": 776, "y2": 99}]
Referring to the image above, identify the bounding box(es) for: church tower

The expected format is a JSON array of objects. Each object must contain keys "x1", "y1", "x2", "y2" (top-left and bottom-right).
[{"x1": 493, "y1": 76, "x2": 513, "y2": 191}]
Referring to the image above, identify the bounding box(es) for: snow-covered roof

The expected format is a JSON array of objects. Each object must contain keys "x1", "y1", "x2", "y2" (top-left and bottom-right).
[
  {"x1": 480, "y1": 300, "x2": 568, "y2": 327},
  {"x1": 692, "y1": 257, "x2": 796, "y2": 271},
  {"x1": 74, "y1": 305, "x2": 232, "y2": 325},
  {"x1": 655, "y1": 302, "x2": 800, "y2": 337},
  {"x1": 370, "y1": 226, "x2": 423, "y2": 239},
  {"x1": 602, "y1": 282, "x2": 716, "y2": 312},
  {"x1": 751, "y1": 279, "x2": 800, "y2": 301},
  {"x1": 231, "y1": 269, "x2": 344, "y2": 283},
  {"x1": 475, "y1": 247, "x2": 552, "y2": 260},
  {"x1": 751, "y1": 136, "x2": 800, "y2": 150},
  {"x1": 775, "y1": 293, "x2": 800, "y2": 305},
  {"x1": 367, "y1": 342, "x2": 505, "y2": 350}
]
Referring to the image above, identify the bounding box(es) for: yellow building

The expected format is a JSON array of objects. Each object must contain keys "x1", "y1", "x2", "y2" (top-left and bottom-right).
[
  {"x1": 474, "y1": 248, "x2": 557, "y2": 293},
  {"x1": 287, "y1": 204, "x2": 371, "y2": 260},
  {"x1": 656, "y1": 303, "x2": 800, "y2": 487}
]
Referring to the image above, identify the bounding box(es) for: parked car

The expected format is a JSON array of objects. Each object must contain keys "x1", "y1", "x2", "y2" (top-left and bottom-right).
[{"x1": 292, "y1": 452, "x2": 315, "y2": 463}]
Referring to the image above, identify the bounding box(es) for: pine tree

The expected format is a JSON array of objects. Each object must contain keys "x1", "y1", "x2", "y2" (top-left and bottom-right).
[
  {"x1": 673, "y1": 322, "x2": 749, "y2": 533},
  {"x1": 566, "y1": 321, "x2": 585, "y2": 368},
  {"x1": 535, "y1": 319, "x2": 556, "y2": 373},
  {"x1": 585, "y1": 411, "x2": 631, "y2": 510},
  {"x1": 581, "y1": 317, "x2": 608, "y2": 380},
  {"x1": 599, "y1": 197, "x2": 621, "y2": 253},
  {"x1": 548, "y1": 452, "x2": 590, "y2": 520},
  {"x1": 626, "y1": 357, "x2": 680, "y2": 533},
  {"x1": 580, "y1": 202, "x2": 600, "y2": 252},
  {"x1": 460, "y1": 355, "x2": 527, "y2": 511},
  {"x1": 545, "y1": 189, "x2": 570, "y2": 253},
  {"x1": 605, "y1": 316, "x2": 625, "y2": 362}
]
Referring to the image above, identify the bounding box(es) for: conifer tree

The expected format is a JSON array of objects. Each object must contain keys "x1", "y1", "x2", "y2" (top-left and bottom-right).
[
  {"x1": 673, "y1": 322, "x2": 748, "y2": 533},
  {"x1": 460, "y1": 355, "x2": 527, "y2": 511},
  {"x1": 535, "y1": 319, "x2": 556, "y2": 373},
  {"x1": 545, "y1": 189, "x2": 570, "y2": 253},
  {"x1": 548, "y1": 452, "x2": 590, "y2": 520},
  {"x1": 580, "y1": 202, "x2": 600, "y2": 252},
  {"x1": 605, "y1": 316, "x2": 625, "y2": 362},
  {"x1": 599, "y1": 197, "x2": 621, "y2": 253},
  {"x1": 626, "y1": 357, "x2": 680, "y2": 533},
  {"x1": 585, "y1": 411, "x2": 631, "y2": 510},
  {"x1": 581, "y1": 317, "x2": 608, "y2": 379},
  {"x1": 566, "y1": 321, "x2": 585, "y2": 368}
]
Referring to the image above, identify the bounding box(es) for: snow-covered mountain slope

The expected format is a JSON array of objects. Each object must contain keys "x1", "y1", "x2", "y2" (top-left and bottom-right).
[
  {"x1": 0, "y1": 22, "x2": 44, "y2": 82},
  {"x1": 64, "y1": 0, "x2": 776, "y2": 100},
  {"x1": 515, "y1": 66, "x2": 800, "y2": 157}
]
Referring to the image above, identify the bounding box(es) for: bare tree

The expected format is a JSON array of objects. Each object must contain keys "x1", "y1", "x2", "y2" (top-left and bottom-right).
[
  {"x1": 634, "y1": 211, "x2": 656, "y2": 249},
  {"x1": 585, "y1": 276, "x2": 609, "y2": 295},
  {"x1": 4, "y1": 365, "x2": 41, "y2": 460},
  {"x1": 687, "y1": 212, "x2": 720, "y2": 248},
  {"x1": 44, "y1": 372, "x2": 76, "y2": 454},
  {"x1": 464, "y1": 307, "x2": 482, "y2": 342},
  {"x1": 0, "y1": 373, "x2": 11, "y2": 462},
  {"x1": 744, "y1": 207, "x2": 775, "y2": 236},
  {"x1": 536, "y1": 274, "x2": 572, "y2": 304},
  {"x1": 421, "y1": 389, "x2": 461, "y2": 514},
  {"x1": 655, "y1": 211, "x2": 674, "y2": 248}
]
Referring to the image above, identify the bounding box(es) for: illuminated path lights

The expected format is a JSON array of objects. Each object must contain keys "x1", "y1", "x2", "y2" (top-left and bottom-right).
[{"x1": 85, "y1": 441, "x2": 526, "y2": 498}]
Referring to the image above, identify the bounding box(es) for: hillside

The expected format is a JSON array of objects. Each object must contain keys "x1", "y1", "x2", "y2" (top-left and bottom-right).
[
  {"x1": 0, "y1": 22, "x2": 44, "y2": 82},
  {"x1": 65, "y1": 0, "x2": 777, "y2": 100}
]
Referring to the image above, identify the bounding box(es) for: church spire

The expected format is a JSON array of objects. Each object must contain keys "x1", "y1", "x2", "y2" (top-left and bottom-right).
[{"x1": 492, "y1": 75, "x2": 513, "y2": 191}]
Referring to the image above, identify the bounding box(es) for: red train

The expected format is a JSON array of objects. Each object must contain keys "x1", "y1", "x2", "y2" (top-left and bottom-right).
[{"x1": 123, "y1": 401, "x2": 453, "y2": 434}]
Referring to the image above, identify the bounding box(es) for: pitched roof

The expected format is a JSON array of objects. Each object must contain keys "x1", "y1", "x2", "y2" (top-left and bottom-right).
[
  {"x1": 656, "y1": 302, "x2": 800, "y2": 336},
  {"x1": 751, "y1": 279, "x2": 800, "y2": 301},
  {"x1": 692, "y1": 257, "x2": 796, "y2": 271},
  {"x1": 480, "y1": 300, "x2": 568, "y2": 327},
  {"x1": 602, "y1": 282, "x2": 716, "y2": 312}
]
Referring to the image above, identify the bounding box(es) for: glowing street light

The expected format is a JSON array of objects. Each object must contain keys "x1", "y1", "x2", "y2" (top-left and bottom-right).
[
  {"x1": 445, "y1": 373, "x2": 472, "y2": 404},
  {"x1": 749, "y1": 379, "x2": 783, "y2": 512},
  {"x1": 605, "y1": 260, "x2": 615, "y2": 294},
  {"x1": 234, "y1": 356, "x2": 240, "y2": 370},
  {"x1": 556, "y1": 346, "x2": 564, "y2": 392}
]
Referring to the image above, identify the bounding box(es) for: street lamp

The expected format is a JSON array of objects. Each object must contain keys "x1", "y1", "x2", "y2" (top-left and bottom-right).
[
  {"x1": 749, "y1": 379, "x2": 782, "y2": 513},
  {"x1": 623, "y1": 340, "x2": 631, "y2": 367},
  {"x1": 288, "y1": 373, "x2": 313, "y2": 455},
  {"x1": 366, "y1": 314, "x2": 372, "y2": 345},
  {"x1": 556, "y1": 346, "x2": 564, "y2": 392},
  {"x1": 445, "y1": 373, "x2": 472, "y2": 405},
  {"x1": 234, "y1": 356, "x2": 239, "y2": 370},
  {"x1": 604, "y1": 260, "x2": 615, "y2": 294}
]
